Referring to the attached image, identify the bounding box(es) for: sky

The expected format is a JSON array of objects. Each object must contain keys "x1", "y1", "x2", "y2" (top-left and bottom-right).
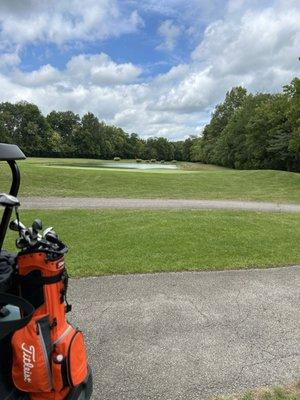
[{"x1": 0, "y1": 0, "x2": 299, "y2": 141}]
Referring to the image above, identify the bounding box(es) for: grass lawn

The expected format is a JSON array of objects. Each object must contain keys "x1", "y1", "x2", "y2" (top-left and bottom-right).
[
  {"x1": 214, "y1": 383, "x2": 300, "y2": 400},
  {"x1": 4, "y1": 209, "x2": 300, "y2": 276},
  {"x1": 0, "y1": 158, "x2": 299, "y2": 203}
]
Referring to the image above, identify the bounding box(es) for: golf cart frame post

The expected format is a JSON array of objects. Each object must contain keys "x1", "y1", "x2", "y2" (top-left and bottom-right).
[{"x1": 0, "y1": 143, "x2": 26, "y2": 251}]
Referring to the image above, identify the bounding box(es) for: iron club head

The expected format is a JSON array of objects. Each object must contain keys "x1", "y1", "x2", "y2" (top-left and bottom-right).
[
  {"x1": 32, "y1": 219, "x2": 43, "y2": 233},
  {"x1": 9, "y1": 219, "x2": 26, "y2": 232}
]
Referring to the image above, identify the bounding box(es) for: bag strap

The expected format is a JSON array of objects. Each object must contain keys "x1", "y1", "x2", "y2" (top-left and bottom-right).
[
  {"x1": 16, "y1": 270, "x2": 64, "y2": 285},
  {"x1": 0, "y1": 293, "x2": 34, "y2": 340}
]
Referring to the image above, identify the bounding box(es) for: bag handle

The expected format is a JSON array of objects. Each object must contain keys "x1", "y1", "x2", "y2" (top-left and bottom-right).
[{"x1": 0, "y1": 293, "x2": 34, "y2": 340}]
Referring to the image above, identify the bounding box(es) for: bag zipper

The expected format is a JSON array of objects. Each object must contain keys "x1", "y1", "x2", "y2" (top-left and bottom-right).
[
  {"x1": 66, "y1": 329, "x2": 81, "y2": 387},
  {"x1": 53, "y1": 325, "x2": 73, "y2": 345},
  {"x1": 37, "y1": 320, "x2": 53, "y2": 391}
]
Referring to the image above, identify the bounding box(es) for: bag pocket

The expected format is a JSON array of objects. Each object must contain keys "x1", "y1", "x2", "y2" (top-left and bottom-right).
[
  {"x1": 52, "y1": 325, "x2": 88, "y2": 390},
  {"x1": 12, "y1": 314, "x2": 53, "y2": 393}
]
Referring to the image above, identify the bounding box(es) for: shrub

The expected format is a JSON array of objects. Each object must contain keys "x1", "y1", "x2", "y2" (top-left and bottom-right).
[
  {"x1": 171, "y1": 160, "x2": 177, "y2": 163},
  {"x1": 114, "y1": 157, "x2": 121, "y2": 161},
  {"x1": 150, "y1": 159, "x2": 156, "y2": 163},
  {"x1": 145, "y1": 160, "x2": 150, "y2": 163},
  {"x1": 136, "y1": 159, "x2": 142, "y2": 163},
  {"x1": 160, "y1": 160, "x2": 165, "y2": 164}
]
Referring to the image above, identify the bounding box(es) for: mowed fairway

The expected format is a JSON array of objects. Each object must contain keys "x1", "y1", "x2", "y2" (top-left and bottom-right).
[
  {"x1": 4, "y1": 209, "x2": 300, "y2": 276},
  {"x1": 0, "y1": 158, "x2": 299, "y2": 203}
]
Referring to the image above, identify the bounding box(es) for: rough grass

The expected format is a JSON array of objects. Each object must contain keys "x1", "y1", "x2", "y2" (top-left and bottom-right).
[
  {"x1": 214, "y1": 382, "x2": 300, "y2": 400},
  {"x1": 0, "y1": 158, "x2": 299, "y2": 203},
  {"x1": 4, "y1": 209, "x2": 300, "y2": 277}
]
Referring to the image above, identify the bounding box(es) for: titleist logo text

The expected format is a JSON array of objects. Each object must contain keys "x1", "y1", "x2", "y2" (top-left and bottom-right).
[{"x1": 21, "y1": 343, "x2": 35, "y2": 383}]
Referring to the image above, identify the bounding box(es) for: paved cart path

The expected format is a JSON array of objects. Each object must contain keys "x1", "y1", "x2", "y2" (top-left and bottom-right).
[
  {"x1": 21, "y1": 197, "x2": 300, "y2": 212},
  {"x1": 69, "y1": 266, "x2": 300, "y2": 400}
]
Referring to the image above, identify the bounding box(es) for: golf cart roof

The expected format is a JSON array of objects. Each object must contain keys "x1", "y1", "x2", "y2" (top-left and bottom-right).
[{"x1": 0, "y1": 143, "x2": 26, "y2": 161}]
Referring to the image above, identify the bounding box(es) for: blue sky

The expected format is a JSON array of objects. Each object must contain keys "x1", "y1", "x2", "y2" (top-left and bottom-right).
[
  {"x1": 0, "y1": 0, "x2": 299, "y2": 140},
  {"x1": 11, "y1": 2, "x2": 205, "y2": 76}
]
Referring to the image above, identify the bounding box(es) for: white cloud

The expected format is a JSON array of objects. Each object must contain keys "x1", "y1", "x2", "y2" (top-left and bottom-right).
[
  {"x1": 66, "y1": 53, "x2": 142, "y2": 86},
  {"x1": 0, "y1": 1, "x2": 299, "y2": 140},
  {"x1": 150, "y1": 66, "x2": 216, "y2": 113},
  {"x1": 154, "y1": 64, "x2": 190, "y2": 84},
  {"x1": 192, "y1": 5, "x2": 300, "y2": 93},
  {"x1": 156, "y1": 20, "x2": 181, "y2": 51},
  {"x1": 0, "y1": 0, "x2": 143, "y2": 47},
  {"x1": 12, "y1": 64, "x2": 61, "y2": 87},
  {"x1": 0, "y1": 52, "x2": 21, "y2": 68},
  {"x1": 9, "y1": 53, "x2": 142, "y2": 89}
]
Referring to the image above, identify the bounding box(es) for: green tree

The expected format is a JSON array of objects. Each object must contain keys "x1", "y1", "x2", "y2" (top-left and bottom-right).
[
  {"x1": 155, "y1": 137, "x2": 174, "y2": 161},
  {"x1": 125, "y1": 133, "x2": 145, "y2": 159},
  {"x1": 182, "y1": 137, "x2": 197, "y2": 161},
  {"x1": 172, "y1": 141, "x2": 184, "y2": 161},
  {"x1": 199, "y1": 87, "x2": 248, "y2": 164},
  {"x1": 47, "y1": 111, "x2": 80, "y2": 156},
  {"x1": 0, "y1": 101, "x2": 54, "y2": 156},
  {"x1": 74, "y1": 112, "x2": 102, "y2": 158},
  {"x1": 285, "y1": 78, "x2": 300, "y2": 170}
]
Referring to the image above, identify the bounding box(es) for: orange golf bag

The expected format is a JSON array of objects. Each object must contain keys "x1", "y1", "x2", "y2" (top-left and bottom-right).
[{"x1": 10, "y1": 249, "x2": 92, "y2": 400}]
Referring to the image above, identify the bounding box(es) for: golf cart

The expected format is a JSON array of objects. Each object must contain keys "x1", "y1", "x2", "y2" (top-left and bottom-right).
[{"x1": 0, "y1": 143, "x2": 92, "y2": 400}]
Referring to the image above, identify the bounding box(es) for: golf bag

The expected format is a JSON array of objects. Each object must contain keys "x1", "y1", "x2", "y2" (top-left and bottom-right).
[
  {"x1": 0, "y1": 244, "x2": 93, "y2": 400},
  {"x1": 11, "y1": 249, "x2": 90, "y2": 400}
]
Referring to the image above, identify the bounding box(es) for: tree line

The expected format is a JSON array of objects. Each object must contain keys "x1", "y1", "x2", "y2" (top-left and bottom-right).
[
  {"x1": 0, "y1": 102, "x2": 187, "y2": 161},
  {"x1": 190, "y1": 77, "x2": 300, "y2": 172},
  {"x1": 0, "y1": 76, "x2": 299, "y2": 171}
]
